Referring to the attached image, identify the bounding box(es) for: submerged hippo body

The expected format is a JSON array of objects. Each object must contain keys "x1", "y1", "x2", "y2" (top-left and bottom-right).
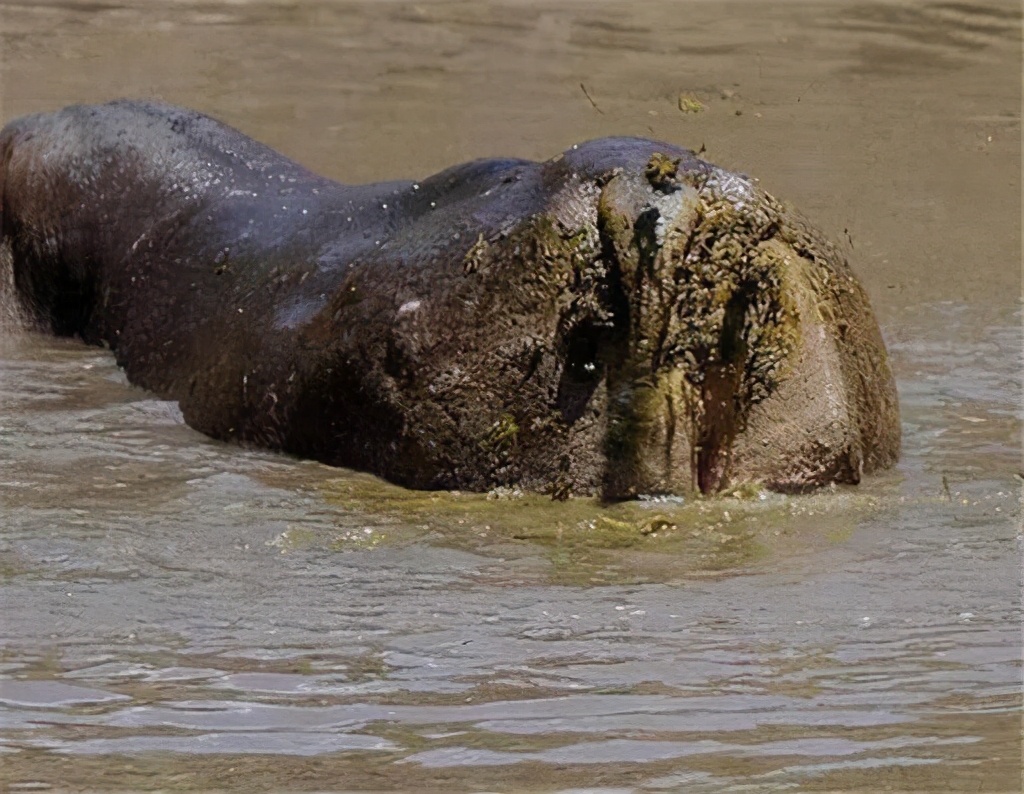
[{"x1": 0, "y1": 100, "x2": 899, "y2": 498}]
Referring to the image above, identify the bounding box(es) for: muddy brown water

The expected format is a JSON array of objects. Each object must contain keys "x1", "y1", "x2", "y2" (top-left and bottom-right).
[{"x1": 0, "y1": 1, "x2": 1020, "y2": 791}]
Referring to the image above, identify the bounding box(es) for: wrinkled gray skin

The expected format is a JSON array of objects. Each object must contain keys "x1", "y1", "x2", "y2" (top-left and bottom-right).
[{"x1": 0, "y1": 101, "x2": 899, "y2": 499}]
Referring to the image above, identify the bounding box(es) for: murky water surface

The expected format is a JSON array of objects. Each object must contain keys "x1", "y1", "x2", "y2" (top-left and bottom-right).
[{"x1": 0, "y1": 1, "x2": 1020, "y2": 791}]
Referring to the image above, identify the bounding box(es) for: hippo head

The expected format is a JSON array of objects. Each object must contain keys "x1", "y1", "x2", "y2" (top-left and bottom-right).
[{"x1": 360, "y1": 149, "x2": 900, "y2": 499}]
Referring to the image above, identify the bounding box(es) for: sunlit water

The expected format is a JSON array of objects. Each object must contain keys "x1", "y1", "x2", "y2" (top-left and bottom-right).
[{"x1": 0, "y1": 302, "x2": 1019, "y2": 790}]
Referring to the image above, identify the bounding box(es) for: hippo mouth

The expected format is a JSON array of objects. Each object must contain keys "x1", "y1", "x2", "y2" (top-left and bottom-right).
[{"x1": 594, "y1": 155, "x2": 799, "y2": 499}]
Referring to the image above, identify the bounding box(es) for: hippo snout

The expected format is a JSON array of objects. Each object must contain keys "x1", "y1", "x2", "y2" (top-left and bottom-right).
[{"x1": 593, "y1": 153, "x2": 897, "y2": 498}]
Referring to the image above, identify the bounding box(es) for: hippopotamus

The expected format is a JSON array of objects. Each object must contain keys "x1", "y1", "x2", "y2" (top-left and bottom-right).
[{"x1": 0, "y1": 100, "x2": 899, "y2": 499}]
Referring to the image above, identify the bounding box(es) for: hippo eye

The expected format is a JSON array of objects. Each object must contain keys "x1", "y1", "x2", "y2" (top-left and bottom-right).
[
  {"x1": 557, "y1": 321, "x2": 606, "y2": 424},
  {"x1": 564, "y1": 322, "x2": 603, "y2": 383}
]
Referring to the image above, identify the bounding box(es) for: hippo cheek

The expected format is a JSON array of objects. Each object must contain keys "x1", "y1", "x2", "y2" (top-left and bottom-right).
[
  {"x1": 727, "y1": 317, "x2": 858, "y2": 491},
  {"x1": 725, "y1": 240, "x2": 899, "y2": 490}
]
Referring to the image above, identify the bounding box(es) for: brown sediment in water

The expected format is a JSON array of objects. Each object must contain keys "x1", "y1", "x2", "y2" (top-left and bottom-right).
[{"x1": 0, "y1": 707, "x2": 1017, "y2": 792}]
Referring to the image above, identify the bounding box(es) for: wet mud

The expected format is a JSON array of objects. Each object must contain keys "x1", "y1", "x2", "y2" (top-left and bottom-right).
[{"x1": 0, "y1": 1, "x2": 1020, "y2": 791}]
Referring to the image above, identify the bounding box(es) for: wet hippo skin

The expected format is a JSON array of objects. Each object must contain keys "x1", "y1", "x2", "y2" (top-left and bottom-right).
[{"x1": 0, "y1": 100, "x2": 899, "y2": 498}]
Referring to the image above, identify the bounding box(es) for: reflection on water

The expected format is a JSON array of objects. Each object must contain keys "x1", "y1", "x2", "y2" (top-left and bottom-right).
[{"x1": 0, "y1": 303, "x2": 1019, "y2": 791}]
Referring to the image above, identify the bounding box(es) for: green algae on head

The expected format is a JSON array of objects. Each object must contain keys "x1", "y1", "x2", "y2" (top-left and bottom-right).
[
  {"x1": 481, "y1": 412, "x2": 520, "y2": 453},
  {"x1": 644, "y1": 152, "x2": 682, "y2": 189}
]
